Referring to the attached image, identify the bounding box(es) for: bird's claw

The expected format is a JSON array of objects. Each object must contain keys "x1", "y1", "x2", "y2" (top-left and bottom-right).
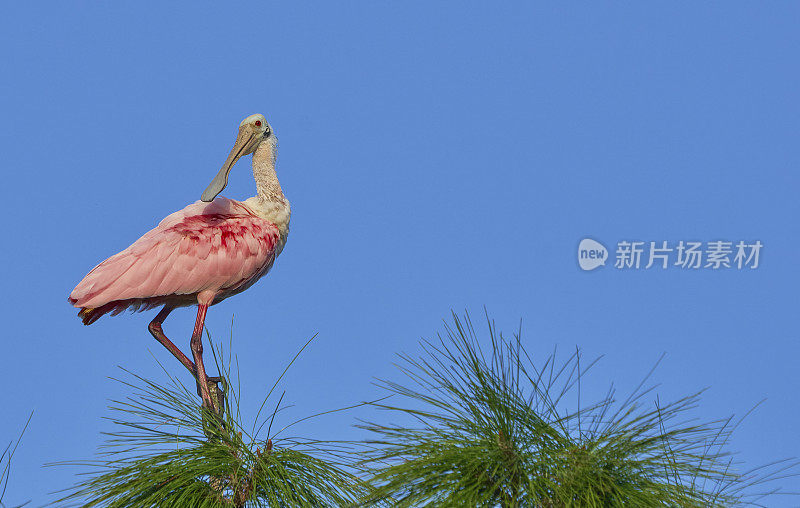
[{"x1": 196, "y1": 376, "x2": 226, "y2": 417}]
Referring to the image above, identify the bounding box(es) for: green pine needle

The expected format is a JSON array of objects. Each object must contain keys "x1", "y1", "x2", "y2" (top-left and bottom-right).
[
  {"x1": 54, "y1": 332, "x2": 369, "y2": 507},
  {"x1": 0, "y1": 412, "x2": 32, "y2": 508},
  {"x1": 358, "y1": 311, "x2": 798, "y2": 507}
]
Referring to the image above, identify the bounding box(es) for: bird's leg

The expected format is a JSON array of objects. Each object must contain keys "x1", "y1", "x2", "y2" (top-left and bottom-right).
[
  {"x1": 149, "y1": 306, "x2": 224, "y2": 385},
  {"x1": 190, "y1": 298, "x2": 224, "y2": 416},
  {"x1": 191, "y1": 303, "x2": 213, "y2": 408},
  {"x1": 148, "y1": 306, "x2": 195, "y2": 375}
]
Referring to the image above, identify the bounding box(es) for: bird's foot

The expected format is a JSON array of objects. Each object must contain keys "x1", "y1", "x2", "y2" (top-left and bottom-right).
[{"x1": 196, "y1": 376, "x2": 226, "y2": 417}]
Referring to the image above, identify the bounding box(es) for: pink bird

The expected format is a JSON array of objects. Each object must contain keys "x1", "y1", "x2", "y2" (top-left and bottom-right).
[{"x1": 69, "y1": 114, "x2": 290, "y2": 410}]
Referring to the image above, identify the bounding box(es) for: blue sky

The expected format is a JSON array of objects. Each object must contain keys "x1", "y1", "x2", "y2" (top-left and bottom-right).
[{"x1": 1, "y1": 2, "x2": 798, "y2": 504}]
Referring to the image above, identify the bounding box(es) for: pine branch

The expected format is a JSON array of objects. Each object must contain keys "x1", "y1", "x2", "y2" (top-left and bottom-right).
[{"x1": 52, "y1": 332, "x2": 369, "y2": 507}]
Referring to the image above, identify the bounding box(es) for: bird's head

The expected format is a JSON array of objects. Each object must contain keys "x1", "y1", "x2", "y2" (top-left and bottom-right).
[{"x1": 201, "y1": 113, "x2": 275, "y2": 202}]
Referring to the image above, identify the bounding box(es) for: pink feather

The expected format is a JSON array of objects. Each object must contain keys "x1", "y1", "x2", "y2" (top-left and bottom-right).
[{"x1": 69, "y1": 197, "x2": 282, "y2": 323}]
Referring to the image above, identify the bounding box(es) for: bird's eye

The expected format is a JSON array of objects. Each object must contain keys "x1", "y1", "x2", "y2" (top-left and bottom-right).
[{"x1": 255, "y1": 120, "x2": 262, "y2": 127}]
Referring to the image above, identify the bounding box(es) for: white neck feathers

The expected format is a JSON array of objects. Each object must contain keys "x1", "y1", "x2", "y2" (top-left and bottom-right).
[
  {"x1": 252, "y1": 137, "x2": 284, "y2": 203},
  {"x1": 246, "y1": 136, "x2": 291, "y2": 239}
]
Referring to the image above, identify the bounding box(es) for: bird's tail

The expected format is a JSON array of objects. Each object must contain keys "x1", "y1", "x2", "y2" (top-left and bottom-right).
[
  {"x1": 69, "y1": 297, "x2": 161, "y2": 325},
  {"x1": 70, "y1": 299, "x2": 103, "y2": 325},
  {"x1": 70, "y1": 297, "x2": 111, "y2": 325},
  {"x1": 77, "y1": 307, "x2": 99, "y2": 325}
]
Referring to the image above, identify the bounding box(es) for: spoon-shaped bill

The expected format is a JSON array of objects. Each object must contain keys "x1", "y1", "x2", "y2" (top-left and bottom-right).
[{"x1": 201, "y1": 130, "x2": 258, "y2": 202}]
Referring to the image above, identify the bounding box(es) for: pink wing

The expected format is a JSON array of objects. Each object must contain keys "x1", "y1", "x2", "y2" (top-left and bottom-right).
[{"x1": 70, "y1": 198, "x2": 281, "y2": 311}]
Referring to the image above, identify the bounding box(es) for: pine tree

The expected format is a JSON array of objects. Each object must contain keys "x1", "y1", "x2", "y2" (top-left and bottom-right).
[{"x1": 358, "y1": 312, "x2": 798, "y2": 507}]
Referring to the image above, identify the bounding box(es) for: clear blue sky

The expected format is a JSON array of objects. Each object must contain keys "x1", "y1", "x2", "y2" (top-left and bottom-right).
[{"x1": 1, "y1": 2, "x2": 798, "y2": 504}]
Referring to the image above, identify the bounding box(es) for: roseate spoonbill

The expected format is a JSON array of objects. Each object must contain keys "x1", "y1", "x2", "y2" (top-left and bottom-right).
[{"x1": 69, "y1": 114, "x2": 290, "y2": 410}]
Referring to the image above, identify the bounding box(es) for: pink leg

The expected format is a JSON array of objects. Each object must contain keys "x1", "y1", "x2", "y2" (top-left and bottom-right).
[
  {"x1": 149, "y1": 306, "x2": 195, "y2": 375},
  {"x1": 149, "y1": 306, "x2": 223, "y2": 388},
  {"x1": 191, "y1": 291, "x2": 218, "y2": 410}
]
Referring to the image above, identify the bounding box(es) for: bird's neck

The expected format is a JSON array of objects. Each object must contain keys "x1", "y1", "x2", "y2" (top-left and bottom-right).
[
  {"x1": 247, "y1": 137, "x2": 291, "y2": 239},
  {"x1": 252, "y1": 137, "x2": 285, "y2": 203}
]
